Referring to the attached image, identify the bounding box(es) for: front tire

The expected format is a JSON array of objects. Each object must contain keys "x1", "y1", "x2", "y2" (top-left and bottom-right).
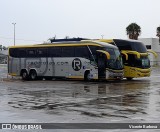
[{"x1": 84, "y1": 71, "x2": 91, "y2": 81}]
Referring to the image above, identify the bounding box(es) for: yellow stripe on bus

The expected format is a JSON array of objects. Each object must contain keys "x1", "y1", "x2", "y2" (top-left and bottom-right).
[
  {"x1": 8, "y1": 42, "x2": 102, "y2": 49},
  {"x1": 9, "y1": 73, "x2": 17, "y2": 76}
]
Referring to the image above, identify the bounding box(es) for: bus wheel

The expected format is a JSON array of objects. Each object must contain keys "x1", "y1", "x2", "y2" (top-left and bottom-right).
[
  {"x1": 21, "y1": 70, "x2": 29, "y2": 80},
  {"x1": 29, "y1": 70, "x2": 37, "y2": 80},
  {"x1": 84, "y1": 71, "x2": 91, "y2": 81},
  {"x1": 126, "y1": 77, "x2": 133, "y2": 80}
]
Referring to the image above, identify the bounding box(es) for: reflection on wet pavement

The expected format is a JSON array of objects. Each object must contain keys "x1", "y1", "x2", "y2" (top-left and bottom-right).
[{"x1": 0, "y1": 65, "x2": 160, "y2": 124}]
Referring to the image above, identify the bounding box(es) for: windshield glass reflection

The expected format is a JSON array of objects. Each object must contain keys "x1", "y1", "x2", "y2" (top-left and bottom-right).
[{"x1": 104, "y1": 48, "x2": 123, "y2": 70}]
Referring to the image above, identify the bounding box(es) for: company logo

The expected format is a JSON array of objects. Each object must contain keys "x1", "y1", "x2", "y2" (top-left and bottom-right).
[{"x1": 72, "y1": 58, "x2": 82, "y2": 71}]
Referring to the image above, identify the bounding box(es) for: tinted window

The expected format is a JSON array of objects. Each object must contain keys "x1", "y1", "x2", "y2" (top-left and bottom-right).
[
  {"x1": 37, "y1": 48, "x2": 47, "y2": 57},
  {"x1": 48, "y1": 47, "x2": 61, "y2": 57},
  {"x1": 10, "y1": 48, "x2": 27, "y2": 58},
  {"x1": 61, "y1": 47, "x2": 74, "y2": 57},
  {"x1": 89, "y1": 46, "x2": 99, "y2": 55},
  {"x1": 114, "y1": 40, "x2": 132, "y2": 51},
  {"x1": 27, "y1": 49, "x2": 36, "y2": 57},
  {"x1": 75, "y1": 46, "x2": 89, "y2": 58},
  {"x1": 105, "y1": 48, "x2": 116, "y2": 59},
  {"x1": 131, "y1": 42, "x2": 147, "y2": 52},
  {"x1": 146, "y1": 45, "x2": 151, "y2": 49},
  {"x1": 19, "y1": 49, "x2": 27, "y2": 57},
  {"x1": 9, "y1": 48, "x2": 18, "y2": 57},
  {"x1": 114, "y1": 39, "x2": 147, "y2": 52},
  {"x1": 89, "y1": 46, "x2": 99, "y2": 61},
  {"x1": 125, "y1": 54, "x2": 135, "y2": 66}
]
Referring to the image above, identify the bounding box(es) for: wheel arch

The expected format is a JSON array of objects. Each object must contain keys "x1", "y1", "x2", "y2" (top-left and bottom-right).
[
  {"x1": 29, "y1": 68, "x2": 38, "y2": 75},
  {"x1": 84, "y1": 70, "x2": 90, "y2": 76},
  {"x1": 20, "y1": 69, "x2": 28, "y2": 76},
  {"x1": 84, "y1": 70, "x2": 91, "y2": 81}
]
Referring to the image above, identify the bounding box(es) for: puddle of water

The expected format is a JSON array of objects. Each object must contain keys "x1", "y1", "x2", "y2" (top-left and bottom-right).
[{"x1": 0, "y1": 65, "x2": 160, "y2": 124}]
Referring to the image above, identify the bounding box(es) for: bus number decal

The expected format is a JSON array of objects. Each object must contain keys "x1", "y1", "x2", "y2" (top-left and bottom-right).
[{"x1": 72, "y1": 58, "x2": 82, "y2": 71}]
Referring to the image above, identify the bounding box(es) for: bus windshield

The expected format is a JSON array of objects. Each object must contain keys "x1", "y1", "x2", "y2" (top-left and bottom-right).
[
  {"x1": 135, "y1": 56, "x2": 150, "y2": 68},
  {"x1": 113, "y1": 39, "x2": 147, "y2": 53},
  {"x1": 104, "y1": 48, "x2": 123, "y2": 70}
]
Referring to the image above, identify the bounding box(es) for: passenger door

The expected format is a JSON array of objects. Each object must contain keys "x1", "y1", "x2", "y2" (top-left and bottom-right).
[{"x1": 97, "y1": 52, "x2": 106, "y2": 79}]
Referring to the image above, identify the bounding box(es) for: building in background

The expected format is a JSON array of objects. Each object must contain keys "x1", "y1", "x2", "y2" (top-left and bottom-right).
[{"x1": 139, "y1": 38, "x2": 160, "y2": 66}]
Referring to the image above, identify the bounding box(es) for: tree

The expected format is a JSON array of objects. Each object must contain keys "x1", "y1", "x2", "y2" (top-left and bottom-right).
[
  {"x1": 126, "y1": 23, "x2": 141, "y2": 40},
  {"x1": 156, "y1": 26, "x2": 160, "y2": 43}
]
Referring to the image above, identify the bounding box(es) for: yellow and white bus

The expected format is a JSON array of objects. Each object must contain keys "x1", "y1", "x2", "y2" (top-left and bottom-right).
[
  {"x1": 8, "y1": 39, "x2": 123, "y2": 81},
  {"x1": 99, "y1": 39, "x2": 157, "y2": 80}
]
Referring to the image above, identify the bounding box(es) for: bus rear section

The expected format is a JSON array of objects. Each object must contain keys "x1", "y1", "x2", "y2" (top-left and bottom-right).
[{"x1": 8, "y1": 40, "x2": 123, "y2": 81}]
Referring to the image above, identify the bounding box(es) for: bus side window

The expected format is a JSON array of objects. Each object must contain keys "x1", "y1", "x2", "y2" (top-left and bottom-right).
[
  {"x1": 61, "y1": 47, "x2": 74, "y2": 57},
  {"x1": 27, "y1": 49, "x2": 36, "y2": 57},
  {"x1": 18, "y1": 49, "x2": 27, "y2": 58},
  {"x1": 75, "y1": 46, "x2": 90, "y2": 59},
  {"x1": 89, "y1": 46, "x2": 99, "y2": 62},
  {"x1": 48, "y1": 47, "x2": 62, "y2": 57},
  {"x1": 9, "y1": 48, "x2": 18, "y2": 57},
  {"x1": 37, "y1": 48, "x2": 47, "y2": 57}
]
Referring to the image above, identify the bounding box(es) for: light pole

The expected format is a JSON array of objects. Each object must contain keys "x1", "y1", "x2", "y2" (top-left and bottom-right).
[
  {"x1": 101, "y1": 35, "x2": 104, "y2": 39},
  {"x1": 12, "y1": 23, "x2": 16, "y2": 46}
]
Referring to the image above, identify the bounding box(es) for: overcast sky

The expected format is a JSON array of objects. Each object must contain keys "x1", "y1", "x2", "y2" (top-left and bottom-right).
[{"x1": 0, "y1": 0, "x2": 159, "y2": 46}]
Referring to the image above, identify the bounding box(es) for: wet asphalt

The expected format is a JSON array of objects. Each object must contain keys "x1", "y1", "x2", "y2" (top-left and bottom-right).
[{"x1": 0, "y1": 64, "x2": 160, "y2": 132}]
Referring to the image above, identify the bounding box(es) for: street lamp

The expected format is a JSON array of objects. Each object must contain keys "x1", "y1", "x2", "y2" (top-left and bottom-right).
[
  {"x1": 12, "y1": 23, "x2": 16, "y2": 46},
  {"x1": 101, "y1": 35, "x2": 104, "y2": 39}
]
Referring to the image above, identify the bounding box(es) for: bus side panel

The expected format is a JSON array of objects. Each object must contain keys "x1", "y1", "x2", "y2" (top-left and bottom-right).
[
  {"x1": 24, "y1": 58, "x2": 49, "y2": 77},
  {"x1": 68, "y1": 58, "x2": 84, "y2": 78},
  {"x1": 124, "y1": 65, "x2": 130, "y2": 77},
  {"x1": 68, "y1": 58, "x2": 97, "y2": 79},
  {"x1": 8, "y1": 57, "x2": 20, "y2": 76},
  {"x1": 54, "y1": 58, "x2": 69, "y2": 77},
  {"x1": 44, "y1": 58, "x2": 54, "y2": 77},
  {"x1": 18, "y1": 58, "x2": 29, "y2": 75}
]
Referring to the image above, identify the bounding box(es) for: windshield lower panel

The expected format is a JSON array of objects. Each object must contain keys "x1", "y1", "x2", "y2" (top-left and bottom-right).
[
  {"x1": 123, "y1": 55, "x2": 150, "y2": 68},
  {"x1": 136, "y1": 58, "x2": 150, "y2": 68}
]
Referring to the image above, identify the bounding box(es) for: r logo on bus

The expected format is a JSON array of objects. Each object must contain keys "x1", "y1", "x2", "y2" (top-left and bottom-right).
[{"x1": 72, "y1": 58, "x2": 82, "y2": 71}]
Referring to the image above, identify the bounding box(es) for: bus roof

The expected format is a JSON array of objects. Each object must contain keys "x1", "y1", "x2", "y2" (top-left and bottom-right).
[
  {"x1": 9, "y1": 40, "x2": 118, "y2": 49},
  {"x1": 113, "y1": 39, "x2": 142, "y2": 43},
  {"x1": 98, "y1": 39, "x2": 143, "y2": 43}
]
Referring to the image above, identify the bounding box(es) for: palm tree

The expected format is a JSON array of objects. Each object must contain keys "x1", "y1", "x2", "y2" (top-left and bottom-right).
[
  {"x1": 126, "y1": 23, "x2": 141, "y2": 40},
  {"x1": 156, "y1": 26, "x2": 160, "y2": 43}
]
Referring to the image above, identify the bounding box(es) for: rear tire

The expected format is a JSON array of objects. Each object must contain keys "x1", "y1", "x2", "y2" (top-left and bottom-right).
[
  {"x1": 29, "y1": 70, "x2": 37, "y2": 80},
  {"x1": 21, "y1": 70, "x2": 29, "y2": 80}
]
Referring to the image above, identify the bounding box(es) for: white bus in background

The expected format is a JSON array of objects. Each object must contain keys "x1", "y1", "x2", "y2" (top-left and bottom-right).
[{"x1": 8, "y1": 38, "x2": 123, "y2": 81}]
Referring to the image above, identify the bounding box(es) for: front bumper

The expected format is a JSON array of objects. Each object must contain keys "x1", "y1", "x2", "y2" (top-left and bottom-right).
[{"x1": 106, "y1": 69, "x2": 124, "y2": 79}]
